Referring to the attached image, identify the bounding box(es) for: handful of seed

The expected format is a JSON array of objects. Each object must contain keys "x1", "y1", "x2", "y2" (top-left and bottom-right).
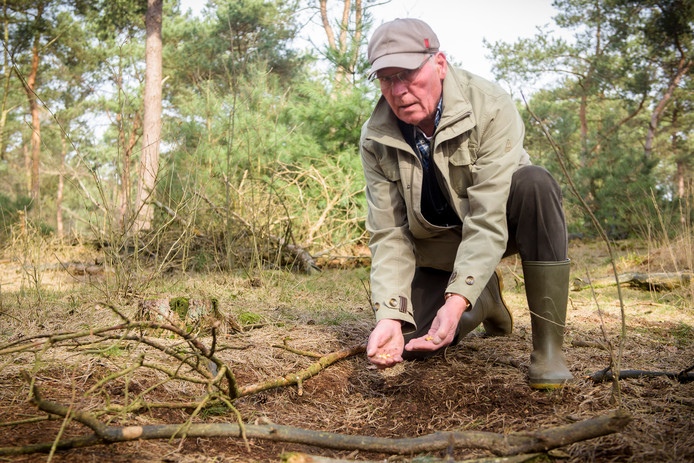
[
  {"x1": 425, "y1": 336, "x2": 433, "y2": 341},
  {"x1": 377, "y1": 353, "x2": 392, "y2": 359}
]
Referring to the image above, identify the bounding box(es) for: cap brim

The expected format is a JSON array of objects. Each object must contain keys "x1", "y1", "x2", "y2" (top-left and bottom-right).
[{"x1": 367, "y1": 52, "x2": 430, "y2": 80}]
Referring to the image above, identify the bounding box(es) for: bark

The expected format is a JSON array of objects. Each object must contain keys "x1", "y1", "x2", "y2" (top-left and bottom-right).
[
  {"x1": 134, "y1": 0, "x2": 163, "y2": 232},
  {"x1": 319, "y1": 0, "x2": 337, "y2": 51},
  {"x1": 670, "y1": 105, "x2": 688, "y2": 204},
  {"x1": 337, "y1": 0, "x2": 350, "y2": 56},
  {"x1": 22, "y1": 139, "x2": 30, "y2": 191},
  {"x1": 283, "y1": 454, "x2": 542, "y2": 463},
  {"x1": 0, "y1": 0, "x2": 12, "y2": 161},
  {"x1": 23, "y1": 2, "x2": 44, "y2": 203},
  {"x1": 318, "y1": 0, "x2": 361, "y2": 85},
  {"x1": 118, "y1": 112, "x2": 141, "y2": 229},
  {"x1": 56, "y1": 133, "x2": 66, "y2": 239},
  {"x1": 351, "y1": 0, "x2": 361, "y2": 71},
  {"x1": 588, "y1": 368, "x2": 694, "y2": 384},
  {"x1": 579, "y1": 90, "x2": 588, "y2": 164}
]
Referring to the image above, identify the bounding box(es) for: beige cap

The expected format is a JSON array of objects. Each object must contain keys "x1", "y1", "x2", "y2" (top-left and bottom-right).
[{"x1": 367, "y1": 18, "x2": 440, "y2": 78}]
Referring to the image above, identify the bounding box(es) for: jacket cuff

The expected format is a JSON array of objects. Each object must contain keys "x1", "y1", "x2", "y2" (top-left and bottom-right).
[
  {"x1": 445, "y1": 269, "x2": 488, "y2": 308},
  {"x1": 372, "y1": 296, "x2": 416, "y2": 334}
]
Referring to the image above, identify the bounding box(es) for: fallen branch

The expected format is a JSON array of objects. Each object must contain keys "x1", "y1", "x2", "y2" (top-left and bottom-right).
[
  {"x1": 572, "y1": 272, "x2": 692, "y2": 291},
  {"x1": 238, "y1": 344, "x2": 366, "y2": 396},
  {"x1": 25, "y1": 261, "x2": 104, "y2": 275},
  {"x1": 588, "y1": 366, "x2": 694, "y2": 384},
  {"x1": 272, "y1": 338, "x2": 324, "y2": 358},
  {"x1": 0, "y1": 392, "x2": 631, "y2": 458},
  {"x1": 281, "y1": 452, "x2": 543, "y2": 462}
]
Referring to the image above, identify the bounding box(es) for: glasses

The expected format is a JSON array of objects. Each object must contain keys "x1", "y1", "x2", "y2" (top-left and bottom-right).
[{"x1": 375, "y1": 54, "x2": 434, "y2": 88}]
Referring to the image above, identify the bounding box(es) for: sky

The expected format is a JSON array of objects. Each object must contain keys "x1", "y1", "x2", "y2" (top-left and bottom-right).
[
  {"x1": 180, "y1": 0, "x2": 563, "y2": 85},
  {"x1": 363, "y1": 0, "x2": 561, "y2": 81}
]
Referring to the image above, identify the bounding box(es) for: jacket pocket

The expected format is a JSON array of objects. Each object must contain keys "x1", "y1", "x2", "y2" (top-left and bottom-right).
[
  {"x1": 448, "y1": 142, "x2": 476, "y2": 196},
  {"x1": 378, "y1": 157, "x2": 401, "y2": 182}
]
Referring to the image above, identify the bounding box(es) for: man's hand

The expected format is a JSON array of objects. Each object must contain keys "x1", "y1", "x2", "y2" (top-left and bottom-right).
[
  {"x1": 404, "y1": 294, "x2": 468, "y2": 352},
  {"x1": 366, "y1": 319, "x2": 405, "y2": 369}
]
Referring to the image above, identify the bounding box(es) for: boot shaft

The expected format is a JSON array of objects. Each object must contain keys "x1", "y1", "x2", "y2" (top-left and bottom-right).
[{"x1": 522, "y1": 260, "x2": 570, "y2": 353}]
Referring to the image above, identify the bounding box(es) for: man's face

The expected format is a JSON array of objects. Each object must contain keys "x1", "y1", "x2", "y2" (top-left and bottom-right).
[{"x1": 376, "y1": 52, "x2": 447, "y2": 136}]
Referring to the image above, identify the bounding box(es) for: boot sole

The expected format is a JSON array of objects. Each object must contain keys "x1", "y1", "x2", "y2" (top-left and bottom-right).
[{"x1": 529, "y1": 381, "x2": 568, "y2": 390}]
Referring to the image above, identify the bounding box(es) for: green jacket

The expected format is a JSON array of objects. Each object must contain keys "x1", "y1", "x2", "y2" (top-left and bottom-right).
[{"x1": 360, "y1": 66, "x2": 531, "y2": 331}]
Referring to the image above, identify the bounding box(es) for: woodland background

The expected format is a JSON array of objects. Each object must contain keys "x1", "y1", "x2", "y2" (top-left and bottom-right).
[
  {"x1": 0, "y1": 0, "x2": 692, "y2": 271},
  {"x1": 0, "y1": 1, "x2": 692, "y2": 462}
]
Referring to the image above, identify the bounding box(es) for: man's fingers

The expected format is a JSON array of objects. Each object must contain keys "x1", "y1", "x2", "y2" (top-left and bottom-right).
[
  {"x1": 366, "y1": 319, "x2": 405, "y2": 367},
  {"x1": 404, "y1": 336, "x2": 437, "y2": 351},
  {"x1": 434, "y1": 311, "x2": 458, "y2": 344},
  {"x1": 366, "y1": 329, "x2": 389, "y2": 357},
  {"x1": 434, "y1": 327, "x2": 449, "y2": 344},
  {"x1": 368, "y1": 353, "x2": 403, "y2": 369}
]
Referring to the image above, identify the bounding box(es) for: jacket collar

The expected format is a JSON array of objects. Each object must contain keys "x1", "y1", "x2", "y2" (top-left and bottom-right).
[{"x1": 437, "y1": 67, "x2": 475, "y2": 142}]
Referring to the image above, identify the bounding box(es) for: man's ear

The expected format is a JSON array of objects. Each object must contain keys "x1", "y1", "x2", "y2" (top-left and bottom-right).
[{"x1": 434, "y1": 52, "x2": 448, "y2": 80}]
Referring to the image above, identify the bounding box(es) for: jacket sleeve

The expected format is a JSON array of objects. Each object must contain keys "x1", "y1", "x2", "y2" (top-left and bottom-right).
[
  {"x1": 446, "y1": 93, "x2": 524, "y2": 304},
  {"x1": 360, "y1": 130, "x2": 417, "y2": 332}
]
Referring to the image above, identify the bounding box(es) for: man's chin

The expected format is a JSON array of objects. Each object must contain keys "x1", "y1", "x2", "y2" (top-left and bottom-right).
[{"x1": 396, "y1": 111, "x2": 424, "y2": 127}]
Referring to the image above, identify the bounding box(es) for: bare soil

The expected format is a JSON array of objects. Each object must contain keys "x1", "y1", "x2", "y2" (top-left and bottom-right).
[{"x1": 0, "y1": 240, "x2": 692, "y2": 462}]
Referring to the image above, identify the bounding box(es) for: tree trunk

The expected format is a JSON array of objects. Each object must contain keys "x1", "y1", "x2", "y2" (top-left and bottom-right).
[
  {"x1": 319, "y1": 0, "x2": 362, "y2": 87},
  {"x1": 0, "y1": 0, "x2": 12, "y2": 161},
  {"x1": 118, "y1": 112, "x2": 141, "y2": 230},
  {"x1": 56, "y1": 133, "x2": 66, "y2": 239},
  {"x1": 134, "y1": 0, "x2": 163, "y2": 233},
  {"x1": 670, "y1": 104, "x2": 686, "y2": 203},
  {"x1": 23, "y1": 2, "x2": 44, "y2": 205},
  {"x1": 23, "y1": 138, "x2": 30, "y2": 192},
  {"x1": 352, "y1": 0, "x2": 361, "y2": 70}
]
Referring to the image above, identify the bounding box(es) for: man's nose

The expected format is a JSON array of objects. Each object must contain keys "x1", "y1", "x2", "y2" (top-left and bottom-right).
[{"x1": 391, "y1": 79, "x2": 408, "y2": 95}]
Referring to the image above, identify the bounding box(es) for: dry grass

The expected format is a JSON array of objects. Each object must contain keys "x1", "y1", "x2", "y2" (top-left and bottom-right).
[{"x1": 0, "y1": 239, "x2": 692, "y2": 462}]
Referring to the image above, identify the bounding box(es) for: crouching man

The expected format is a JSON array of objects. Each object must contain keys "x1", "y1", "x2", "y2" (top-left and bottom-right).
[{"x1": 360, "y1": 18, "x2": 572, "y2": 389}]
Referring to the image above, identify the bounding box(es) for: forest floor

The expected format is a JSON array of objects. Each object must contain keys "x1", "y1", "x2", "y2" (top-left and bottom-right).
[{"x1": 0, "y1": 238, "x2": 692, "y2": 462}]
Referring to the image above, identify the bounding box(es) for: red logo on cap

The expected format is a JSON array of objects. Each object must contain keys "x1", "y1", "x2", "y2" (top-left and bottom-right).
[{"x1": 424, "y1": 38, "x2": 430, "y2": 48}]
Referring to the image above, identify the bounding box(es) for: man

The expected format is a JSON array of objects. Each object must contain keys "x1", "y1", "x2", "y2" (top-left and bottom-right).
[{"x1": 360, "y1": 18, "x2": 573, "y2": 389}]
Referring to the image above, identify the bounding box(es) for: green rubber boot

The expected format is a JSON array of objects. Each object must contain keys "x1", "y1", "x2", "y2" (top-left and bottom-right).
[
  {"x1": 523, "y1": 260, "x2": 573, "y2": 389},
  {"x1": 455, "y1": 269, "x2": 513, "y2": 340}
]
